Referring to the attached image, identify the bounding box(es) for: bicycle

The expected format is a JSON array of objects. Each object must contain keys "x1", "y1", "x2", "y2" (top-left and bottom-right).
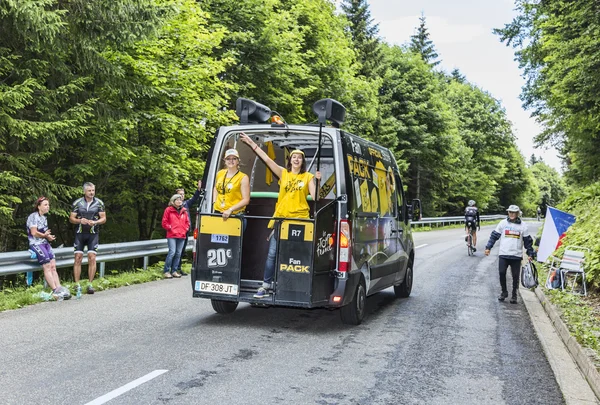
[{"x1": 465, "y1": 223, "x2": 476, "y2": 256}]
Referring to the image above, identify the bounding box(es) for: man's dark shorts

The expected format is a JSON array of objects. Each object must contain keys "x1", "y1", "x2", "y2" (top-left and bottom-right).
[
  {"x1": 74, "y1": 233, "x2": 99, "y2": 254},
  {"x1": 465, "y1": 219, "x2": 477, "y2": 231},
  {"x1": 30, "y1": 243, "x2": 55, "y2": 265}
]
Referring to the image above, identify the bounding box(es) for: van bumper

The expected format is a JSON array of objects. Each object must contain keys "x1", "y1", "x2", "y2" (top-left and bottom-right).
[{"x1": 328, "y1": 271, "x2": 361, "y2": 308}]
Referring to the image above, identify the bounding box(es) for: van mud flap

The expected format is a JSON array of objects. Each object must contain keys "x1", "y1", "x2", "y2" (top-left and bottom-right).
[
  {"x1": 274, "y1": 220, "x2": 314, "y2": 307},
  {"x1": 193, "y1": 215, "x2": 242, "y2": 300}
]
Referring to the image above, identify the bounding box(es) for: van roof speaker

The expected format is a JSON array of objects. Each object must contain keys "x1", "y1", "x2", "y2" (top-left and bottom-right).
[
  {"x1": 312, "y1": 98, "x2": 346, "y2": 128},
  {"x1": 236, "y1": 98, "x2": 272, "y2": 124}
]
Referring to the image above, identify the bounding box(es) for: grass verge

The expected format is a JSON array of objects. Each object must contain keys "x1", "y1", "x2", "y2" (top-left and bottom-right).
[
  {"x1": 538, "y1": 266, "x2": 600, "y2": 368},
  {"x1": 0, "y1": 262, "x2": 181, "y2": 312}
]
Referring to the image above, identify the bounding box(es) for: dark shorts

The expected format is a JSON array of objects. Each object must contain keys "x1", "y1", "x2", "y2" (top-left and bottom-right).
[
  {"x1": 30, "y1": 243, "x2": 55, "y2": 265},
  {"x1": 74, "y1": 233, "x2": 99, "y2": 254},
  {"x1": 465, "y1": 219, "x2": 477, "y2": 231}
]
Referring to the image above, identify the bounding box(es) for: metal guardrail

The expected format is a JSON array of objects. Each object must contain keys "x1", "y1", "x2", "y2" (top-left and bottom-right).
[
  {"x1": 0, "y1": 237, "x2": 193, "y2": 278},
  {"x1": 0, "y1": 214, "x2": 538, "y2": 278},
  {"x1": 413, "y1": 214, "x2": 506, "y2": 227}
]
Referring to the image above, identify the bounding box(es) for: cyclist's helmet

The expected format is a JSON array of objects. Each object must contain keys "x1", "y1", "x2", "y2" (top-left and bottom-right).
[{"x1": 468, "y1": 200, "x2": 476, "y2": 207}]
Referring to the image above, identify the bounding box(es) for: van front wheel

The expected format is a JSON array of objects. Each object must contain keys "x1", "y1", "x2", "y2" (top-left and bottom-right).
[
  {"x1": 340, "y1": 282, "x2": 366, "y2": 325},
  {"x1": 211, "y1": 299, "x2": 238, "y2": 314},
  {"x1": 394, "y1": 262, "x2": 413, "y2": 298}
]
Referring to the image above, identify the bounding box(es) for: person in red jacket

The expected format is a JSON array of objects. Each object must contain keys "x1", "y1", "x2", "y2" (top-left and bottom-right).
[{"x1": 161, "y1": 194, "x2": 190, "y2": 278}]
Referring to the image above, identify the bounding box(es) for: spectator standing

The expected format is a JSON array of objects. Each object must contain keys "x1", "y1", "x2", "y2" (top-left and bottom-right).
[
  {"x1": 27, "y1": 197, "x2": 70, "y2": 300},
  {"x1": 162, "y1": 194, "x2": 190, "y2": 278},
  {"x1": 484, "y1": 205, "x2": 535, "y2": 304},
  {"x1": 239, "y1": 133, "x2": 320, "y2": 298},
  {"x1": 173, "y1": 180, "x2": 202, "y2": 276},
  {"x1": 69, "y1": 182, "x2": 106, "y2": 295}
]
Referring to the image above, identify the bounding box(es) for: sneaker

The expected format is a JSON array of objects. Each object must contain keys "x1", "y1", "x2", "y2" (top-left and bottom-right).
[
  {"x1": 510, "y1": 291, "x2": 518, "y2": 304},
  {"x1": 172, "y1": 272, "x2": 182, "y2": 278},
  {"x1": 164, "y1": 273, "x2": 173, "y2": 279},
  {"x1": 472, "y1": 247, "x2": 477, "y2": 252},
  {"x1": 253, "y1": 287, "x2": 269, "y2": 298},
  {"x1": 498, "y1": 291, "x2": 508, "y2": 301},
  {"x1": 179, "y1": 271, "x2": 188, "y2": 276},
  {"x1": 87, "y1": 285, "x2": 95, "y2": 294}
]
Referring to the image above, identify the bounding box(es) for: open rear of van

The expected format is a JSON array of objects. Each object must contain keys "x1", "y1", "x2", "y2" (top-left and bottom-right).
[
  {"x1": 191, "y1": 98, "x2": 418, "y2": 324},
  {"x1": 191, "y1": 121, "x2": 342, "y2": 309}
]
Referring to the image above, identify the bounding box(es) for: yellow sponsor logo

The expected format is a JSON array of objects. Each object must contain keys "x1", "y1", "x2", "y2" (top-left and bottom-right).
[{"x1": 279, "y1": 258, "x2": 310, "y2": 273}]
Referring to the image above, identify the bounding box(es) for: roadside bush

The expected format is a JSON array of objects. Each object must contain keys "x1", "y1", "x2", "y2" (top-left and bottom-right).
[{"x1": 556, "y1": 182, "x2": 600, "y2": 290}]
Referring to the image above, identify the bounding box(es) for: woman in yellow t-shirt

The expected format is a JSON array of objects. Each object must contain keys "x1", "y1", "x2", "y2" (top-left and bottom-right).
[
  {"x1": 239, "y1": 133, "x2": 321, "y2": 299},
  {"x1": 213, "y1": 149, "x2": 250, "y2": 222}
]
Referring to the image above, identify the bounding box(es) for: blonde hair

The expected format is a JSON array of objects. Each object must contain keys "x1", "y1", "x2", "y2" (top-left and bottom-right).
[{"x1": 169, "y1": 194, "x2": 183, "y2": 206}]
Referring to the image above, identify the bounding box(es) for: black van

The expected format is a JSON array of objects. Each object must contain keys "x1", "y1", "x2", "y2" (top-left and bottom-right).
[{"x1": 191, "y1": 98, "x2": 421, "y2": 324}]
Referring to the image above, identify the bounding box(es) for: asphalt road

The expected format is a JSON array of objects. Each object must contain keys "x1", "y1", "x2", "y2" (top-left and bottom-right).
[{"x1": 1, "y1": 222, "x2": 564, "y2": 404}]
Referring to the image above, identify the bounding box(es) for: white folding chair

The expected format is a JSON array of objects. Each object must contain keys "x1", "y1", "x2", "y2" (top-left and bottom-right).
[{"x1": 549, "y1": 246, "x2": 589, "y2": 296}]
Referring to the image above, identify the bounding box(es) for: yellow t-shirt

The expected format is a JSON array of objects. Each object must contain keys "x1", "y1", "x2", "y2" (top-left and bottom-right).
[
  {"x1": 268, "y1": 169, "x2": 314, "y2": 228},
  {"x1": 213, "y1": 169, "x2": 247, "y2": 214}
]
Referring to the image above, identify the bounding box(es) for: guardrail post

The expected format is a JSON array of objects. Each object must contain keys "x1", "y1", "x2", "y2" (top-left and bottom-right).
[
  {"x1": 143, "y1": 256, "x2": 149, "y2": 270},
  {"x1": 99, "y1": 262, "x2": 105, "y2": 278}
]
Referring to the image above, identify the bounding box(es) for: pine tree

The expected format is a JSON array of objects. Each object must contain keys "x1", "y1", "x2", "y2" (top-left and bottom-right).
[
  {"x1": 341, "y1": 0, "x2": 382, "y2": 77},
  {"x1": 409, "y1": 14, "x2": 440, "y2": 67},
  {"x1": 450, "y1": 68, "x2": 466, "y2": 83}
]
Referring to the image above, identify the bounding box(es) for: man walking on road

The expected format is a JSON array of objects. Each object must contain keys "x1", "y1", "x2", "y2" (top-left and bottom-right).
[
  {"x1": 174, "y1": 180, "x2": 202, "y2": 276},
  {"x1": 485, "y1": 205, "x2": 535, "y2": 304},
  {"x1": 69, "y1": 182, "x2": 107, "y2": 294}
]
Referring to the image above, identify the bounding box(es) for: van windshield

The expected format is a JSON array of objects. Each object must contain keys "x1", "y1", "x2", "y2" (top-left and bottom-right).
[{"x1": 218, "y1": 130, "x2": 337, "y2": 200}]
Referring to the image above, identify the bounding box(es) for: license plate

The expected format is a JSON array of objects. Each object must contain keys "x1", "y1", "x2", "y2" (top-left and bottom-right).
[
  {"x1": 195, "y1": 281, "x2": 238, "y2": 295},
  {"x1": 211, "y1": 234, "x2": 229, "y2": 244}
]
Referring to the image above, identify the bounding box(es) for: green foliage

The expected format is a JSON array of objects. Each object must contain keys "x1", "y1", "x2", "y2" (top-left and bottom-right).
[
  {"x1": 545, "y1": 289, "x2": 600, "y2": 358},
  {"x1": 409, "y1": 14, "x2": 440, "y2": 67},
  {"x1": 530, "y1": 160, "x2": 567, "y2": 210},
  {"x1": 340, "y1": 0, "x2": 382, "y2": 78},
  {"x1": 553, "y1": 182, "x2": 600, "y2": 288},
  {"x1": 496, "y1": 0, "x2": 600, "y2": 185},
  {"x1": 0, "y1": 0, "x2": 546, "y2": 251}
]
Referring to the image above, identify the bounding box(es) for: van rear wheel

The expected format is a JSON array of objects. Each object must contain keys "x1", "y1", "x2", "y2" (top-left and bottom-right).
[
  {"x1": 340, "y1": 282, "x2": 366, "y2": 325},
  {"x1": 211, "y1": 299, "x2": 238, "y2": 314},
  {"x1": 394, "y1": 262, "x2": 413, "y2": 298}
]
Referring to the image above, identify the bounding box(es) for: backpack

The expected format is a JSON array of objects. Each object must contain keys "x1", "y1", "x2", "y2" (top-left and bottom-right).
[
  {"x1": 545, "y1": 267, "x2": 562, "y2": 290},
  {"x1": 521, "y1": 261, "x2": 539, "y2": 289},
  {"x1": 465, "y1": 207, "x2": 477, "y2": 219}
]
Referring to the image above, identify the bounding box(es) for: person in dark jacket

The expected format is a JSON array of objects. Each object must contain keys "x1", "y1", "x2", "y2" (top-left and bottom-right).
[
  {"x1": 161, "y1": 194, "x2": 190, "y2": 278},
  {"x1": 484, "y1": 205, "x2": 535, "y2": 304},
  {"x1": 173, "y1": 180, "x2": 202, "y2": 276}
]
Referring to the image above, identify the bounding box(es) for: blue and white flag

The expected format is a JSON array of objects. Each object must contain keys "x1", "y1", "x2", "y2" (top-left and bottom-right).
[{"x1": 537, "y1": 206, "x2": 576, "y2": 262}]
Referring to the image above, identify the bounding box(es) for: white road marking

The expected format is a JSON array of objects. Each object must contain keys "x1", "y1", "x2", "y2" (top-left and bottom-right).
[
  {"x1": 415, "y1": 244, "x2": 428, "y2": 249},
  {"x1": 85, "y1": 370, "x2": 168, "y2": 405}
]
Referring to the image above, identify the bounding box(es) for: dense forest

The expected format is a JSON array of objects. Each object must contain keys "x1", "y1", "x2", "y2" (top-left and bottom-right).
[{"x1": 0, "y1": 0, "x2": 569, "y2": 252}]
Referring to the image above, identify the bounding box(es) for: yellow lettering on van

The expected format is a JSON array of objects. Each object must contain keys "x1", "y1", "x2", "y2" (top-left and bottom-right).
[
  {"x1": 347, "y1": 155, "x2": 372, "y2": 180},
  {"x1": 280, "y1": 264, "x2": 310, "y2": 273},
  {"x1": 368, "y1": 147, "x2": 383, "y2": 159}
]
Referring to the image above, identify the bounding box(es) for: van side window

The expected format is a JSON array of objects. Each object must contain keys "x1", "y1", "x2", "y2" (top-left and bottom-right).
[{"x1": 394, "y1": 173, "x2": 405, "y2": 221}]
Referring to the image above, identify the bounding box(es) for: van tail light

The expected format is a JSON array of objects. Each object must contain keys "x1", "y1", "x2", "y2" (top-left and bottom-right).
[
  {"x1": 338, "y1": 219, "x2": 351, "y2": 272},
  {"x1": 192, "y1": 228, "x2": 198, "y2": 263}
]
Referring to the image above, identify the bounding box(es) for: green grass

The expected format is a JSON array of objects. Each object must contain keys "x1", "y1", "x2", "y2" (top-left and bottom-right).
[
  {"x1": 0, "y1": 262, "x2": 186, "y2": 312},
  {"x1": 538, "y1": 266, "x2": 600, "y2": 367}
]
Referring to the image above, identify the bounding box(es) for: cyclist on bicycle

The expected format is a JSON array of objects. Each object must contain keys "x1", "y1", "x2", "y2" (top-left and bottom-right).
[{"x1": 464, "y1": 200, "x2": 480, "y2": 251}]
